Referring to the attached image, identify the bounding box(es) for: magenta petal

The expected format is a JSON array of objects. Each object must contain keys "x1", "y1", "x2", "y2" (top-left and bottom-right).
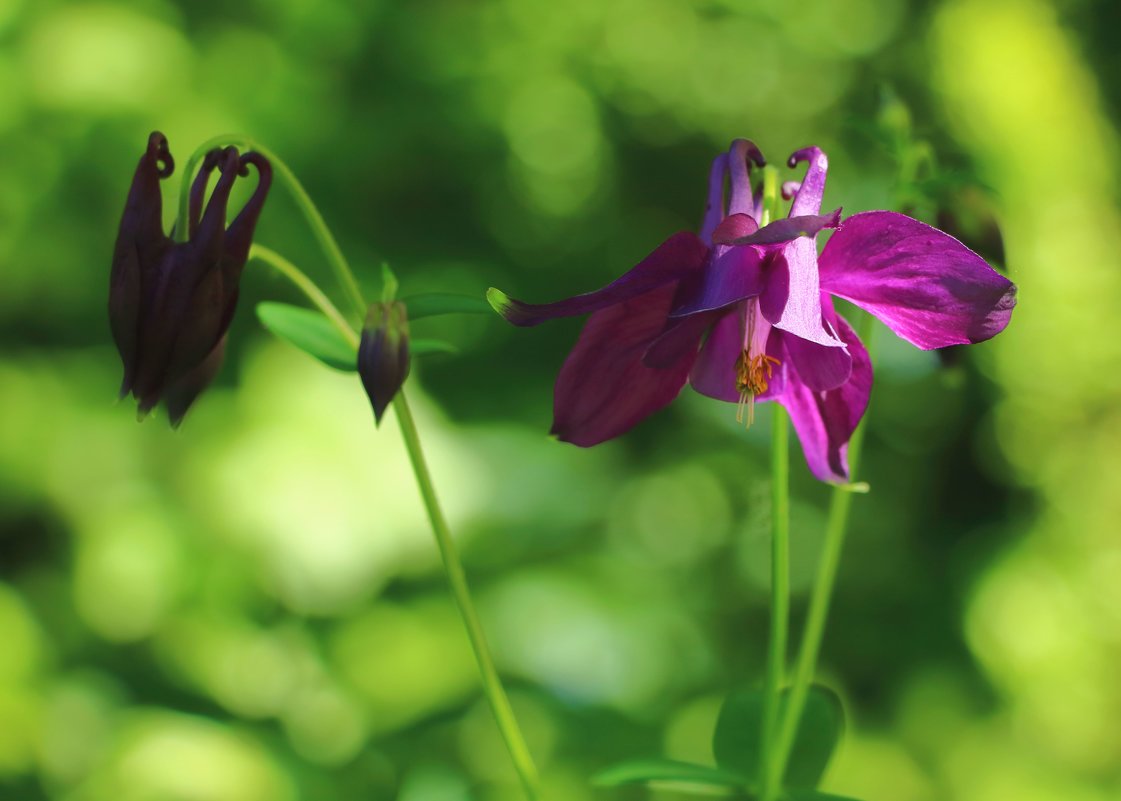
[
  {"x1": 552, "y1": 283, "x2": 695, "y2": 446},
  {"x1": 761, "y1": 237, "x2": 845, "y2": 348},
  {"x1": 780, "y1": 309, "x2": 871, "y2": 482},
  {"x1": 784, "y1": 322, "x2": 852, "y2": 391},
  {"x1": 490, "y1": 231, "x2": 708, "y2": 327},
  {"x1": 787, "y1": 147, "x2": 828, "y2": 217},
  {"x1": 671, "y1": 245, "x2": 765, "y2": 317},
  {"x1": 712, "y1": 208, "x2": 841, "y2": 246},
  {"x1": 818, "y1": 211, "x2": 1017, "y2": 349},
  {"x1": 700, "y1": 153, "x2": 729, "y2": 246}
]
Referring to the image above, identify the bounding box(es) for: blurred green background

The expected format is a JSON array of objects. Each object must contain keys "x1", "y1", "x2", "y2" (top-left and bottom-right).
[{"x1": 1, "y1": 0, "x2": 1120, "y2": 799}]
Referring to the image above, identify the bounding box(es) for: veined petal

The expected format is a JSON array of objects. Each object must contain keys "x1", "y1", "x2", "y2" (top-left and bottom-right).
[
  {"x1": 712, "y1": 208, "x2": 841, "y2": 246},
  {"x1": 818, "y1": 211, "x2": 1016, "y2": 349},
  {"x1": 787, "y1": 147, "x2": 828, "y2": 217},
  {"x1": 700, "y1": 153, "x2": 729, "y2": 246},
  {"x1": 761, "y1": 237, "x2": 845, "y2": 348},
  {"x1": 489, "y1": 232, "x2": 708, "y2": 327},
  {"x1": 671, "y1": 244, "x2": 765, "y2": 317},
  {"x1": 780, "y1": 307, "x2": 871, "y2": 483},
  {"x1": 552, "y1": 282, "x2": 695, "y2": 446},
  {"x1": 783, "y1": 321, "x2": 852, "y2": 391}
]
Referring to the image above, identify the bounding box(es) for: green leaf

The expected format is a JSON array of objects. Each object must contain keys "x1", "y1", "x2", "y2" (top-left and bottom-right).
[
  {"x1": 782, "y1": 791, "x2": 865, "y2": 801},
  {"x1": 712, "y1": 685, "x2": 845, "y2": 790},
  {"x1": 402, "y1": 292, "x2": 494, "y2": 320},
  {"x1": 256, "y1": 302, "x2": 356, "y2": 372},
  {"x1": 594, "y1": 758, "x2": 749, "y2": 791}
]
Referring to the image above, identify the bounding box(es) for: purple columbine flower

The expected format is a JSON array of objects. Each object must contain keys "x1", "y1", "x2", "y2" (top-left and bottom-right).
[
  {"x1": 489, "y1": 139, "x2": 1016, "y2": 482},
  {"x1": 109, "y1": 132, "x2": 271, "y2": 425}
]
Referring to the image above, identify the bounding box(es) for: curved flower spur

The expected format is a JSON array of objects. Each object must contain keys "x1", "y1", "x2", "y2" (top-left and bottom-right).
[
  {"x1": 109, "y1": 131, "x2": 272, "y2": 425},
  {"x1": 488, "y1": 139, "x2": 1016, "y2": 482}
]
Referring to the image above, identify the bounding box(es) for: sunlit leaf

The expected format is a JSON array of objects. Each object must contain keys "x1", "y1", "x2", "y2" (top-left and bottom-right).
[
  {"x1": 594, "y1": 758, "x2": 749, "y2": 792},
  {"x1": 712, "y1": 685, "x2": 844, "y2": 790},
  {"x1": 256, "y1": 302, "x2": 356, "y2": 372},
  {"x1": 402, "y1": 293, "x2": 494, "y2": 320}
]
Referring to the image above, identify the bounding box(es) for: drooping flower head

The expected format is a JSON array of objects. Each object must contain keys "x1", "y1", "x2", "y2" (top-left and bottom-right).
[
  {"x1": 358, "y1": 300, "x2": 410, "y2": 425},
  {"x1": 109, "y1": 132, "x2": 272, "y2": 424},
  {"x1": 489, "y1": 139, "x2": 1016, "y2": 482}
]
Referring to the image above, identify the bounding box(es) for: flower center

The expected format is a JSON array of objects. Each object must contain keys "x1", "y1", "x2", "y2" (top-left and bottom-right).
[
  {"x1": 735, "y1": 351, "x2": 781, "y2": 427},
  {"x1": 733, "y1": 299, "x2": 780, "y2": 427}
]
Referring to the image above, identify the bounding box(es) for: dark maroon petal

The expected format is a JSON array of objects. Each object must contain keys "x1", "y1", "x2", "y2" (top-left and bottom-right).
[
  {"x1": 786, "y1": 147, "x2": 828, "y2": 217},
  {"x1": 552, "y1": 282, "x2": 693, "y2": 446},
  {"x1": 223, "y1": 152, "x2": 273, "y2": 272},
  {"x1": 165, "y1": 335, "x2": 228, "y2": 427},
  {"x1": 358, "y1": 302, "x2": 411, "y2": 424},
  {"x1": 489, "y1": 232, "x2": 708, "y2": 326},
  {"x1": 671, "y1": 244, "x2": 765, "y2": 317},
  {"x1": 818, "y1": 211, "x2": 1017, "y2": 349},
  {"x1": 188, "y1": 148, "x2": 224, "y2": 239},
  {"x1": 760, "y1": 237, "x2": 846, "y2": 348},
  {"x1": 780, "y1": 307, "x2": 872, "y2": 483},
  {"x1": 712, "y1": 208, "x2": 841, "y2": 245}
]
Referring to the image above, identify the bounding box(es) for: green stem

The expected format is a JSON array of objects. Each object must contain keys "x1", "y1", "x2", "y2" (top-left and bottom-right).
[
  {"x1": 250, "y1": 244, "x2": 359, "y2": 349},
  {"x1": 393, "y1": 392, "x2": 540, "y2": 800},
  {"x1": 174, "y1": 134, "x2": 367, "y2": 317},
  {"x1": 760, "y1": 403, "x2": 790, "y2": 786},
  {"x1": 765, "y1": 312, "x2": 877, "y2": 797},
  {"x1": 250, "y1": 244, "x2": 539, "y2": 800}
]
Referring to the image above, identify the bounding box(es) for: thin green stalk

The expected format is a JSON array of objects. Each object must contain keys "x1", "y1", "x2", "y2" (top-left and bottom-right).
[
  {"x1": 249, "y1": 240, "x2": 540, "y2": 800},
  {"x1": 250, "y1": 244, "x2": 359, "y2": 349},
  {"x1": 760, "y1": 405, "x2": 790, "y2": 775},
  {"x1": 393, "y1": 392, "x2": 540, "y2": 800},
  {"x1": 174, "y1": 134, "x2": 367, "y2": 317},
  {"x1": 765, "y1": 312, "x2": 877, "y2": 797}
]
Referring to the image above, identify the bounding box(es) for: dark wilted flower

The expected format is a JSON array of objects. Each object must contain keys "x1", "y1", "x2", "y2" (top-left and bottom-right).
[
  {"x1": 358, "y1": 301, "x2": 410, "y2": 424},
  {"x1": 490, "y1": 139, "x2": 1016, "y2": 482},
  {"x1": 109, "y1": 131, "x2": 272, "y2": 425}
]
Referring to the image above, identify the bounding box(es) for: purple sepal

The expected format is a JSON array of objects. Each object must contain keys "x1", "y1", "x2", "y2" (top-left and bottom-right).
[
  {"x1": 670, "y1": 244, "x2": 765, "y2": 317},
  {"x1": 488, "y1": 232, "x2": 708, "y2": 327},
  {"x1": 712, "y1": 208, "x2": 841, "y2": 246},
  {"x1": 552, "y1": 283, "x2": 698, "y2": 446},
  {"x1": 818, "y1": 211, "x2": 1016, "y2": 349}
]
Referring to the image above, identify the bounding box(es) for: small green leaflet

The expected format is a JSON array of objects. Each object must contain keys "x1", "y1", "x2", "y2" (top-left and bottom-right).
[
  {"x1": 256, "y1": 302, "x2": 458, "y2": 372},
  {"x1": 713, "y1": 685, "x2": 845, "y2": 790}
]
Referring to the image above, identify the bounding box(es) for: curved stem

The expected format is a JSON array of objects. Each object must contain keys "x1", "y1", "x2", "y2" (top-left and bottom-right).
[
  {"x1": 766, "y1": 312, "x2": 877, "y2": 797},
  {"x1": 175, "y1": 134, "x2": 367, "y2": 317},
  {"x1": 393, "y1": 392, "x2": 540, "y2": 800},
  {"x1": 760, "y1": 403, "x2": 790, "y2": 792},
  {"x1": 250, "y1": 244, "x2": 359, "y2": 349},
  {"x1": 252, "y1": 244, "x2": 539, "y2": 799}
]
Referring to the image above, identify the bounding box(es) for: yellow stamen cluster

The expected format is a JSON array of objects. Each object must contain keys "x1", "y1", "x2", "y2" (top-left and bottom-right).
[{"x1": 735, "y1": 350, "x2": 781, "y2": 427}]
